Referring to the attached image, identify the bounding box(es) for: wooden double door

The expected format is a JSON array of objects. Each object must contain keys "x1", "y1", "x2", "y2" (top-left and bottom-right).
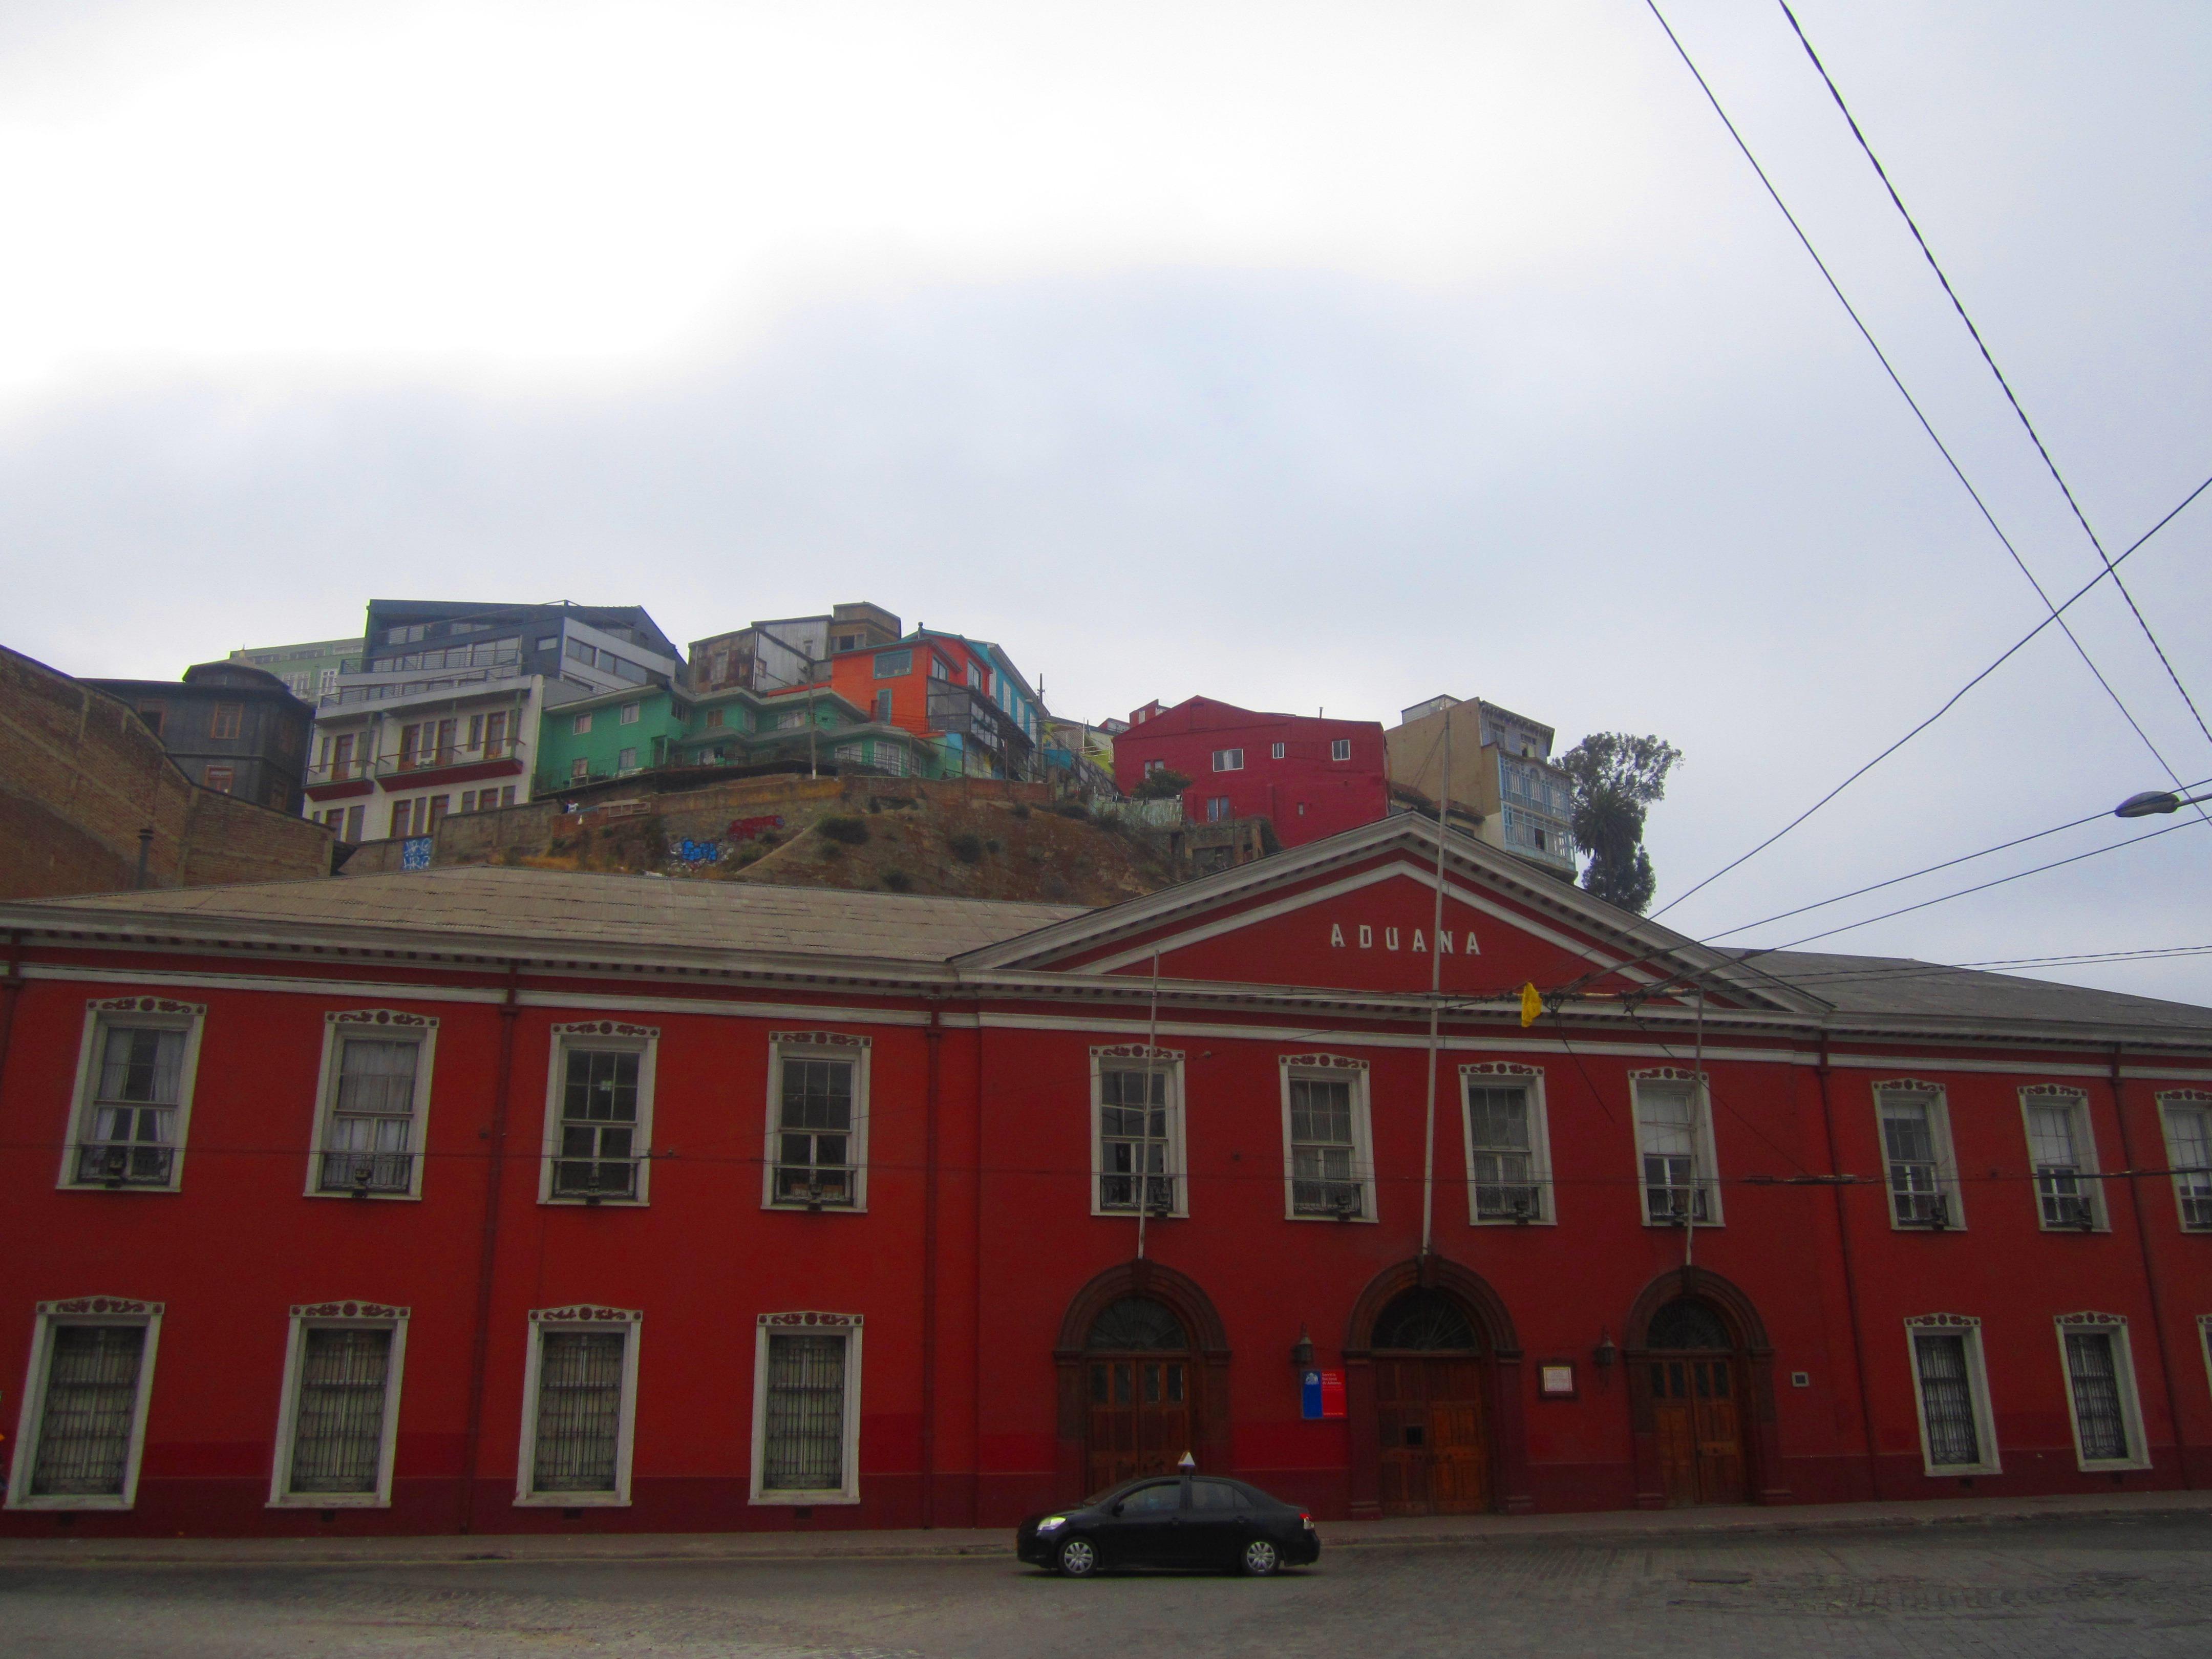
[
  {"x1": 1375, "y1": 1356, "x2": 1490, "y2": 1515},
  {"x1": 1085, "y1": 1356, "x2": 1190, "y2": 1494},
  {"x1": 1649, "y1": 1356, "x2": 1748, "y2": 1506}
]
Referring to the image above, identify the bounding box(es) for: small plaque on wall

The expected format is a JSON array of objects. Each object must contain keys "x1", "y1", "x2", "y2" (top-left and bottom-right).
[{"x1": 1539, "y1": 1363, "x2": 1576, "y2": 1399}]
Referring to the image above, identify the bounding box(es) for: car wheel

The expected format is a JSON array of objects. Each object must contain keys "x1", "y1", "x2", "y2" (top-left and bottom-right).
[
  {"x1": 1057, "y1": 1536, "x2": 1099, "y2": 1577},
  {"x1": 1240, "y1": 1538, "x2": 1281, "y2": 1577}
]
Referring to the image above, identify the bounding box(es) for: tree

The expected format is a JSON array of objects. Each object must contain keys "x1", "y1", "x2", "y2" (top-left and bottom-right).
[
  {"x1": 1556, "y1": 733, "x2": 1683, "y2": 914},
  {"x1": 1132, "y1": 767, "x2": 1193, "y2": 801}
]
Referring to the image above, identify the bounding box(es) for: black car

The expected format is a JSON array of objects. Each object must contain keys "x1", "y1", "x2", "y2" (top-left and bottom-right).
[{"x1": 1016, "y1": 1473, "x2": 1320, "y2": 1577}]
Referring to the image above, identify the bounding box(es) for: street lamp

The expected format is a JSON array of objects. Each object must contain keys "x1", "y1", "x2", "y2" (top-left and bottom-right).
[{"x1": 2114, "y1": 789, "x2": 2212, "y2": 818}]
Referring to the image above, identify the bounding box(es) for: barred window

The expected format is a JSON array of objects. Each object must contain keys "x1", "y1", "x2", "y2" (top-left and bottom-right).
[
  {"x1": 318, "y1": 1039, "x2": 420, "y2": 1195},
  {"x1": 286, "y1": 1328, "x2": 393, "y2": 1495},
  {"x1": 1633, "y1": 1077, "x2": 1714, "y2": 1225},
  {"x1": 762, "y1": 1333, "x2": 849, "y2": 1492},
  {"x1": 553, "y1": 1048, "x2": 641, "y2": 1200},
  {"x1": 2065, "y1": 1331, "x2": 2130, "y2": 1462},
  {"x1": 1468, "y1": 1083, "x2": 1538, "y2": 1221},
  {"x1": 1911, "y1": 1333, "x2": 1982, "y2": 1467},
  {"x1": 1099, "y1": 1065, "x2": 1174, "y2": 1214},
  {"x1": 1879, "y1": 1089, "x2": 1954, "y2": 1227},
  {"x1": 77, "y1": 1026, "x2": 183, "y2": 1187},
  {"x1": 2027, "y1": 1093, "x2": 2098, "y2": 1228},
  {"x1": 774, "y1": 1057, "x2": 855, "y2": 1207},
  {"x1": 2160, "y1": 1096, "x2": 2212, "y2": 1230},
  {"x1": 31, "y1": 1325, "x2": 147, "y2": 1497},
  {"x1": 531, "y1": 1330, "x2": 627, "y2": 1493},
  {"x1": 1288, "y1": 1077, "x2": 1360, "y2": 1217}
]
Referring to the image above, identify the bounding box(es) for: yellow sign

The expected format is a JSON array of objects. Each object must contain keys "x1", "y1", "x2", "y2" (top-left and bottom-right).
[{"x1": 1520, "y1": 982, "x2": 1543, "y2": 1028}]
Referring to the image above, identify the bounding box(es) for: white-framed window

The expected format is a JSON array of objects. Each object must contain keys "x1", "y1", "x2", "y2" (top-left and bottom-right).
[
  {"x1": 619, "y1": 702, "x2": 641, "y2": 725},
  {"x1": 1875, "y1": 1080, "x2": 1964, "y2": 1230},
  {"x1": 306, "y1": 1011, "x2": 437, "y2": 1200},
  {"x1": 751, "y1": 1312, "x2": 862, "y2": 1505},
  {"x1": 617, "y1": 747, "x2": 638, "y2": 771},
  {"x1": 569, "y1": 758, "x2": 588, "y2": 781},
  {"x1": 2157, "y1": 1090, "x2": 2212, "y2": 1231},
  {"x1": 59, "y1": 997, "x2": 205, "y2": 1193},
  {"x1": 1091, "y1": 1045, "x2": 1185, "y2": 1218},
  {"x1": 2022, "y1": 1086, "x2": 2105, "y2": 1230},
  {"x1": 2054, "y1": 1313, "x2": 2151, "y2": 1471},
  {"x1": 572, "y1": 712, "x2": 592, "y2": 735},
  {"x1": 1210, "y1": 748, "x2": 1243, "y2": 772},
  {"x1": 763, "y1": 1032, "x2": 871, "y2": 1211},
  {"x1": 1902, "y1": 1315, "x2": 2001, "y2": 1476},
  {"x1": 1279, "y1": 1054, "x2": 1375, "y2": 1221},
  {"x1": 1330, "y1": 737, "x2": 1351, "y2": 761},
  {"x1": 1462, "y1": 1062, "x2": 1555, "y2": 1224},
  {"x1": 2199, "y1": 1314, "x2": 2212, "y2": 1406},
  {"x1": 6, "y1": 1296, "x2": 163, "y2": 1509},
  {"x1": 1631, "y1": 1068, "x2": 1721, "y2": 1226},
  {"x1": 268, "y1": 1301, "x2": 408, "y2": 1507},
  {"x1": 516, "y1": 1306, "x2": 641, "y2": 1505},
  {"x1": 1270, "y1": 742, "x2": 1285, "y2": 760},
  {"x1": 539, "y1": 1022, "x2": 658, "y2": 1205},
  {"x1": 1143, "y1": 758, "x2": 1164, "y2": 777}
]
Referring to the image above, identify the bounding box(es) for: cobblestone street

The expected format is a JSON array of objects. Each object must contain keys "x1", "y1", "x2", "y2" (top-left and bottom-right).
[{"x1": 6, "y1": 1513, "x2": 2209, "y2": 1658}]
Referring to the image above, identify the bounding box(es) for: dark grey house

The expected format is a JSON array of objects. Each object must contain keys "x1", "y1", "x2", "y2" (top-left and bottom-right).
[{"x1": 83, "y1": 661, "x2": 316, "y2": 814}]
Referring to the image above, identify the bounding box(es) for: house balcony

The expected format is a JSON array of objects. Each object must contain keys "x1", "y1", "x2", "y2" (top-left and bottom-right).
[
  {"x1": 926, "y1": 684, "x2": 1037, "y2": 779},
  {"x1": 372, "y1": 741, "x2": 530, "y2": 793}
]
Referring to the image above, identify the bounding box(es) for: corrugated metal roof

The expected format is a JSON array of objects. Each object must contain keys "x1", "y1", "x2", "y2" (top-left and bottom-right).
[
  {"x1": 37, "y1": 867, "x2": 1088, "y2": 963},
  {"x1": 1724, "y1": 948, "x2": 2212, "y2": 1033}
]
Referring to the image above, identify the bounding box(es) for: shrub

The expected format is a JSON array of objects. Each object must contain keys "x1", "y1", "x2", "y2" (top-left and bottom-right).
[
  {"x1": 1050, "y1": 801, "x2": 1091, "y2": 821},
  {"x1": 1132, "y1": 768, "x2": 1192, "y2": 800},
  {"x1": 819, "y1": 815, "x2": 869, "y2": 845},
  {"x1": 1009, "y1": 803, "x2": 1030, "y2": 820},
  {"x1": 882, "y1": 869, "x2": 913, "y2": 892},
  {"x1": 949, "y1": 832, "x2": 985, "y2": 864}
]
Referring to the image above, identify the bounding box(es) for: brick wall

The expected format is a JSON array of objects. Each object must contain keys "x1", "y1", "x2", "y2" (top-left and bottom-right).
[{"x1": 0, "y1": 645, "x2": 333, "y2": 901}]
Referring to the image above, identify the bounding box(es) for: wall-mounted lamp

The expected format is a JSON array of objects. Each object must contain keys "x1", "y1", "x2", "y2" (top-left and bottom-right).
[
  {"x1": 1592, "y1": 1328, "x2": 1619, "y2": 1389},
  {"x1": 1290, "y1": 1324, "x2": 1315, "y2": 1371}
]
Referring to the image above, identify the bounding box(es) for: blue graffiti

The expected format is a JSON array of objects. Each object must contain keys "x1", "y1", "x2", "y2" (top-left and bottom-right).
[{"x1": 673, "y1": 839, "x2": 721, "y2": 865}]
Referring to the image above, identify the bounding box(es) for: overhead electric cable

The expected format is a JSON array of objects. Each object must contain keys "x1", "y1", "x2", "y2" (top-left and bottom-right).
[
  {"x1": 1699, "y1": 774, "x2": 2212, "y2": 941},
  {"x1": 1641, "y1": 0, "x2": 2212, "y2": 916},
  {"x1": 1760, "y1": 814, "x2": 2208, "y2": 952},
  {"x1": 1777, "y1": 0, "x2": 2212, "y2": 754}
]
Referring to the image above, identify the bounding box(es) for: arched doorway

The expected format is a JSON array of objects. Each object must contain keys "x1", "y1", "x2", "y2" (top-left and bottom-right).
[
  {"x1": 1053, "y1": 1262, "x2": 1231, "y2": 1500},
  {"x1": 1345, "y1": 1259, "x2": 1532, "y2": 1517},
  {"x1": 1081, "y1": 1296, "x2": 1192, "y2": 1491},
  {"x1": 1624, "y1": 1269, "x2": 1785, "y2": 1508},
  {"x1": 1372, "y1": 1288, "x2": 1489, "y2": 1515}
]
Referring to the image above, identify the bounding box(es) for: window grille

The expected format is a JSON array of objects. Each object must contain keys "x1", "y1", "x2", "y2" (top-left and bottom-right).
[
  {"x1": 1288, "y1": 1076, "x2": 1360, "y2": 1216},
  {"x1": 763, "y1": 1333, "x2": 847, "y2": 1491},
  {"x1": 319, "y1": 1038, "x2": 418, "y2": 1193},
  {"x1": 1635, "y1": 1080, "x2": 1709, "y2": 1223},
  {"x1": 553, "y1": 1048, "x2": 640, "y2": 1199},
  {"x1": 531, "y1": 1330, "x2": 625, "y2": 1492},
  {"x1": 2165, "y1": 1102, "x2": 2212, "y2": 1228},
  {"x1": 1467, "y1": 1083, "x2": 1539, "y2": 1220},
  {"x1": 1912, "y1": 1333, "x2": 1981, "y2": 1466},
  {"x1": 1099, "y1": 1066, "x2": 1173, "y2": 1213},
  {"x1": 775, "y1": 1056, "x2": 856, "y2": 1206},
  {"x1": 1880, "y1": 1092, "x2": 1948, "y2": 1226},
  {"x1": 288, "y1": 1328, "x2": 392, "y2": 1494},
  {"x1": 77, "y1": 1026, "x2": 182, "y2": 1186},
  {"x1": 31, "y1": 1326, "x2": 145, "y2": 1496},
  {"x1": 2065, "y1": 1331, "x2": 2130, "y2": 1461},
  {"x1": 2029, "y1": 1099, "x2": 2094, "y2": 1227}
]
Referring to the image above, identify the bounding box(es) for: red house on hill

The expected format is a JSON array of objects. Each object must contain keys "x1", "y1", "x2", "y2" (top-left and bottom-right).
[
  {"x1": 3, "y1": 814, "x2": 2210, "y2": 1540},
  {"x1": 1113, "y1": 697, "x2": 1388, "y2": 847}
]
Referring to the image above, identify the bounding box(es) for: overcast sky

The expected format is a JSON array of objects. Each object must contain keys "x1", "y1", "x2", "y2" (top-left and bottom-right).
[{"x1": 4, "y1": 1, "x2": 2208, "y2": 1000}]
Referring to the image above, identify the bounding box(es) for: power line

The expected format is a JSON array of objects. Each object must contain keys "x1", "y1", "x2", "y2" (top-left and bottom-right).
[
  {"x1": 1700, "y1": 774, "x2": 2212, "y2": 941},
  {"x1": 1748, "y1": 943, "x2": 2212, "y2": 988},
  {"x1": 1761, "y1": 813, "x2": 2209, "y2": 952},
  {"x1": 1640, "y1": 1, "x2": 2210, "y2": 918},
  {"x1": 1776, "y1": 0, "x2": 2212, "y2": 755}
]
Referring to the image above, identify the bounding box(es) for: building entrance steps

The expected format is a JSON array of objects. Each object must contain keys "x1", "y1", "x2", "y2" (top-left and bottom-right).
[{"x1": 3, "y1": 1488, "x2": 2207, "y2": 1571}]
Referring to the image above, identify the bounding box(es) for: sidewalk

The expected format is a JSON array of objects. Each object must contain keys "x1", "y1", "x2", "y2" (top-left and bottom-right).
[{"x1": 3, "y1": 1488, "x2": 2207, "y2": 1570}]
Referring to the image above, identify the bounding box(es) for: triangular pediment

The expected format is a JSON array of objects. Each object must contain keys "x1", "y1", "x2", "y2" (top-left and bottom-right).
[{"x1": 960, "y1": 817, "x2": 1824, "y2": 1014}]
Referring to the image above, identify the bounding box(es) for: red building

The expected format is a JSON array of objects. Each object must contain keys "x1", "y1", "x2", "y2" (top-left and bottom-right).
[
  {"x1": 1113, "y1": 697, "x2": 1389, "y2": 847},
  {"x1": 3, "y1": 815, "x2": 2210, "y2": 1537}
]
